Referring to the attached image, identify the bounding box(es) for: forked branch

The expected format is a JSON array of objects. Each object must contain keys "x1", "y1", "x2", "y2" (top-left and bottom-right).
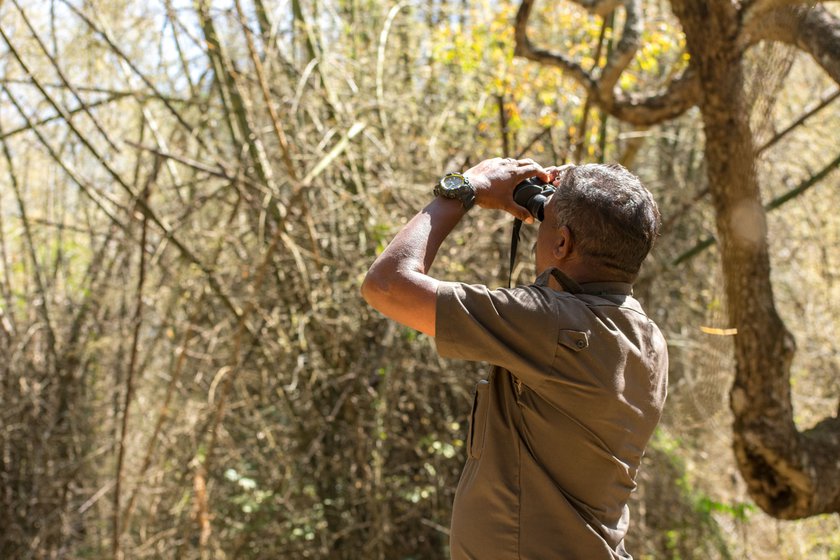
[
  {"x1": 515, "y1": 0, "x2": 700, "y2": 126},
  {"x1": 742, "y1": 4, "x2": 840, "y2": 84}
]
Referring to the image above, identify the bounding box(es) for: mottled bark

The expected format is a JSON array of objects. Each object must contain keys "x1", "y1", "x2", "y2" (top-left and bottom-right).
[{"x1": 670, "y1": 0, "x2": 840, "y2": 519}]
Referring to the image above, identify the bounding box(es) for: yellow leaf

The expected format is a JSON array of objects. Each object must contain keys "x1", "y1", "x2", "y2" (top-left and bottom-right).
[{"x1": 700, "y1": 326, "x2": 738, "y2": 336}]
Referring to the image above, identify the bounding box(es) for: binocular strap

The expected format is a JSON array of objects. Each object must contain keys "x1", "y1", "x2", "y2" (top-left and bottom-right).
[{"x1": 508, "y1": 218, "x2": 524, "y2": 289}]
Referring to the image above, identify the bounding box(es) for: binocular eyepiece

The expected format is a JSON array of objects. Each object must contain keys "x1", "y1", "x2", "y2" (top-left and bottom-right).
[{"x1": 513, "y1": 177, "x2": 555, "y2": 222}]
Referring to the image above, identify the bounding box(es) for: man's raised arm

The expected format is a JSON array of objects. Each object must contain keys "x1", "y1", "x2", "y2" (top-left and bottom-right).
[{"x1": 360, "y1": 157, "x2": 550, "y2": 337}]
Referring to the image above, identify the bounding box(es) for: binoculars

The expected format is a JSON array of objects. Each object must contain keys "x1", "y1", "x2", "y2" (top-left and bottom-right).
[{"x1": 513, "y1": 177, "x2": 555, "y2": 222}]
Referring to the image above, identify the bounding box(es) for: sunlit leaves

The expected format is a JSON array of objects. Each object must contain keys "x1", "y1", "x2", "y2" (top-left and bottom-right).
[
  {"x1": 623, "y1": 25, "x2": 689, "y2": 92},
  {"x1": 428, "y1": 3, "x2": 585, "y2": 154},
  {"x1": 426, "y1": 1, "x2": 690, "y2": 161}
]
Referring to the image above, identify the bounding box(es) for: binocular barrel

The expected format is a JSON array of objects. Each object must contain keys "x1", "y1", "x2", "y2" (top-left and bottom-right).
[{"x1": 513, "y1": 178, "x2": 555, "y2": 222}]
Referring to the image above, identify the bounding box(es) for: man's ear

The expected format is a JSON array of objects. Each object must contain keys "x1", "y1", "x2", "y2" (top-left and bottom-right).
[{"x1": 553, "y1": 225, "x2": 574, "y2": 261}]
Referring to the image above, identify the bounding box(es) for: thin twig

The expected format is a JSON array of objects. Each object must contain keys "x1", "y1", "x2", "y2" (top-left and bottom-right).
[
  {"x1": 574, "y1": 14, "x2": 610, "y2": 162},
  {"x1": 664, "y1": 85, "x2": 840, "y2": 237},
  {"x1": 0, "y1": 120, "x2": 59, "y2": 368},
  {"x1": 194, "y1": 0, "x2": 277, "y2": 194},
  {"x1": 120, "y1": 319, "x2": 196, "y2": 535},
  {"x1": 0, "y1": 92, "x2": 130, "y2": 142},
  {"x1": 1, "y1": 84, "x2": 130, "y2": 235},
  {"x1": 375, "y1": 0, "x2": 410, "y2": 149},
  {"x1": 11, "y1": 0, "x2": 121, "y2": 152},
  {"x1": 672, "y1": 150, "x2": 840, "y2": 265},
  {"x1": 58, "y1": 0, "x2": 198, "y2": 139},
  {"x1": 0, "y1": 33, "x2": 245, "y2": 326},
  {"x1": 234, "y1": 0, "x2": 299, "y2": 182},
  {"x1": 113, "y1": 155, "x2": 159, "y2": 559},
  {"x1": 0, "y1": 78, "x2": 201, "y2": 105},
  {"x1": 757, "y1": 86, "x2": 840, "y2": 155}
]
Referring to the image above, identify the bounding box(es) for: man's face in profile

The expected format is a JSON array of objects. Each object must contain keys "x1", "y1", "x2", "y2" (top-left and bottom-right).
[{"x1": 533, "y1": 165, "x2": 574, "y2": 274}]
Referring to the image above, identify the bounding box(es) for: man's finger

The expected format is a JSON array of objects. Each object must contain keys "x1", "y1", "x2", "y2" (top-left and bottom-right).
[{"x1": 516, "y1": 163, "x2": 551, "y2": 182}]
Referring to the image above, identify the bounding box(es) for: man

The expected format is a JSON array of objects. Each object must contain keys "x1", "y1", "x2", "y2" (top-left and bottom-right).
[{"x1": 361, "y1": 157, "x2": 668, "y2": 559}]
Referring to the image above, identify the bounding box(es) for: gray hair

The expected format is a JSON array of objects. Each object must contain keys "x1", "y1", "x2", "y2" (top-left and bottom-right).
[{"x1": 552, "y1": 164, "x2": 660, "y2": 277}]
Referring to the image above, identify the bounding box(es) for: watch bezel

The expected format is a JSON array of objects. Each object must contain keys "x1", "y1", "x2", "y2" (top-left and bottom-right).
[
  {"x1": 440, "y1": 172, "x2": 467, "y2": 192},
  {"x1": 434, "y1": 172, "x2": 475, "y2": 210}
]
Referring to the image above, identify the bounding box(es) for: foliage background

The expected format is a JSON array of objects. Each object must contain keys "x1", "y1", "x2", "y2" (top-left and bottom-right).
[{"x1": 0, "y1": 0, "x2": 837, "y2": 558}]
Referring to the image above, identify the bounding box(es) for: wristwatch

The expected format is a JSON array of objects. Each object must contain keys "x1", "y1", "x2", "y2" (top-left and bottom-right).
[{"x1": 434, "y1": 172, "x2": 476, "y2": 211}]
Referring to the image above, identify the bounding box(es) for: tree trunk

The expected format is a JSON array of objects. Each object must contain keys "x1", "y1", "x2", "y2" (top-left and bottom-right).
[{"x1": 672, "y1": 0, "x2": 840, "y2": 518}]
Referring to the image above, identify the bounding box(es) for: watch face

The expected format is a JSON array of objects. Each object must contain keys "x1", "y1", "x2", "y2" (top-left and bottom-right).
[{"x1": 442, "y1": 174, "x2": 465, "y2": 191}]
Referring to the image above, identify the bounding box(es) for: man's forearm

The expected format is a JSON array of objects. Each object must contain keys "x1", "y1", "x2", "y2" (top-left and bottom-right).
[
  {"x1": 360, "y1": 197, "x2": 466, "y2": 336},
  {"x1": 383, "y1": 197, "x2": 466, "y2": 275}
]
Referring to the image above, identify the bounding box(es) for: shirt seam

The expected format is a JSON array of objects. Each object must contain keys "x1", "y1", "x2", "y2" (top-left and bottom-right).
[
  {"x1": 517, "y1": 432, "x2": 522, "y2": 560},
  {"x1": 583, "y1": 302, "x2": 650, "y2": 319}
]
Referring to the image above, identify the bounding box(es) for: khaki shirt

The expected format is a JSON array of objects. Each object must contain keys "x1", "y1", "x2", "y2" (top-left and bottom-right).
[{"x1": 435, "y1": 269, "x2": 668, "y2": 560}]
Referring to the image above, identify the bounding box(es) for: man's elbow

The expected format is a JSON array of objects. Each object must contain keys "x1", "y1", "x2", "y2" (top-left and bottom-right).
[
  {"x1": 361, "y1": 267, "x2": 390, "y2": 309},
  {"x1": 361, "y1": 266, "x2": 438, "y2": 336}
]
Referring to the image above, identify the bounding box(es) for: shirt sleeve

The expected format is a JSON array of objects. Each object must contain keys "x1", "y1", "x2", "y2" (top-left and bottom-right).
[{"x1": 434, "y1": 281, "x2": 560, "y2": 376}]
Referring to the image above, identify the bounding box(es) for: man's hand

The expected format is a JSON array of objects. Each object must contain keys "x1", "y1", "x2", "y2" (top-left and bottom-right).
[{"x1": 465, "y1": 157, "x2": 552, "y2": 223}]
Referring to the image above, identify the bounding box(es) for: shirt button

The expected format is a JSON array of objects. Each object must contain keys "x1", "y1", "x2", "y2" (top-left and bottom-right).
[{"x1": 576, "y1": 339, "x2": 586, "y2": 348}]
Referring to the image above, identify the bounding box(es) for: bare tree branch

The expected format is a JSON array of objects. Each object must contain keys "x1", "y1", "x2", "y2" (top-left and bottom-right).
[
  {"x1": 608, "y1": 69, "x2": 701, "y2": 125},
  {"x1": 0, "y1": 29, "x2": 253, "y2": 333},
  {"x1": 743, "y1": 0, "x2": 826, "y2": 25},
  {"x1": 757, "y1": 86, "x2": 840, "y2": 154},
  {"x1": 671, "y1": 121, "x2": 840, "y2": 266},
  {"x1": 568, "y1": 0, "x2": 623, "y2": 16},
  {"x1": 113, "y1": 156, "x2": 158, "y2": 559},
  {"x1": 194, "y1": 0, "x2": 278, "y2": 195},
  {"x1": 0, "y1": 123, "x2": 59, "y2": 368},
  {"x1": 58, "y1": 0, "x2": 199, "y2": 141},
  {"x1": 11, "y1": 0, "x2": 120, "y2": 153},
  {"x1": 598, "y1": 0, "x2": 643, "y2": 98},
  {"x1": 1, "y1": 84, "x2": 128, "y2": 232},
  {"x1": 742, "y1": 4, "x2": 840, "y2": 85},
  {"x1": 672, "y1": 149, "x2": 840, "y2": 264},
  {"x1": 573, "y1": 15, "x2": 611, "y2": 162},
  {"x1": 0, "y1": 78, "x2": 201, "y2": 105},
  {"x1": 125, "y1": 141, "x2": 235, "y2": 182},
  {"x1": 0, "y1": 92, "x2": 128, "y2": 142},
  {"x1": 120, "y1": 318, "x2": 196, "y2": 536},
  {"x1": 233, "y1": 0, "x2": 299, "y2": 182},
  {"x1": 515, "y1": 0, "x2": 597, "y2": 89},
  {"x1": 515, "y1": 0, "x2": 700, "y2": 126}
]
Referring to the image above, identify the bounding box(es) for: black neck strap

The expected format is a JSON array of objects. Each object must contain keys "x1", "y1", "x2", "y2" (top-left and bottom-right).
[
  {"x1": 535, "y1": 267, "x2": 583, "y2": 294},
  {"x1": 508, "y1": 218, "x2": 524, "y2": 288}
]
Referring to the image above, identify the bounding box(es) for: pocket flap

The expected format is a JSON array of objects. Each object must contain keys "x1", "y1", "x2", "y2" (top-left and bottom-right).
[{"x1": 558, "y1": 329, "x2": 589, "y2": 351}]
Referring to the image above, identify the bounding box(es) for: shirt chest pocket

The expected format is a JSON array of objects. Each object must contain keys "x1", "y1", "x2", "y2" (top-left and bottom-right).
[
  {"x1": 467, "y1": 380, "x2": 490, "y2": 460},
  {"x1": 557, "y1": 329, "x2": 589, "y2": 352}
]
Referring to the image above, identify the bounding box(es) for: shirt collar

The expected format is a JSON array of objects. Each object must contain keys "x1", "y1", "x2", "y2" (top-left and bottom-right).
[
  {"x1": 578, "y1": 281, "x2": 633, "y2": 296},
  {"x1": 535, "y1": 267, "x2": 633, "y2": 296}
]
